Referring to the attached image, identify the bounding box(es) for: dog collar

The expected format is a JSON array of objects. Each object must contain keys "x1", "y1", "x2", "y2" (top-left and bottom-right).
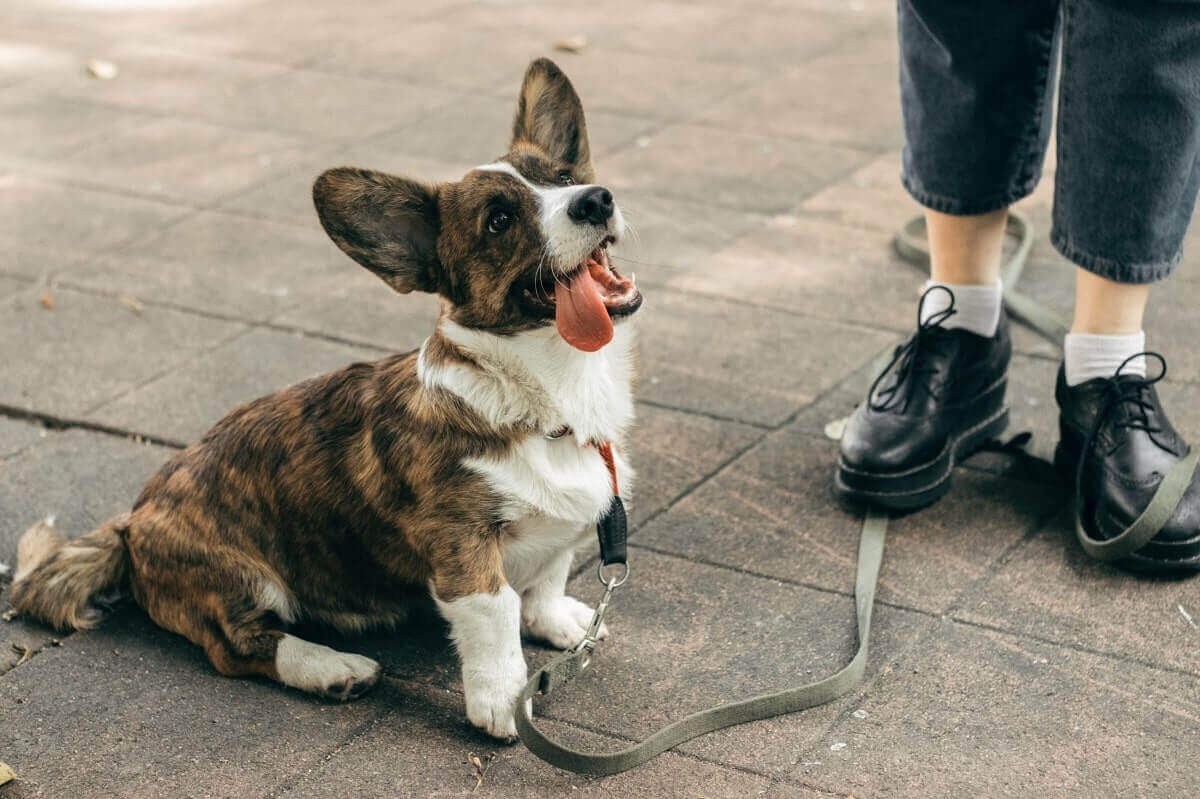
[{"x1": 544, "y1": 425, "x2": 619, "y2": 496}]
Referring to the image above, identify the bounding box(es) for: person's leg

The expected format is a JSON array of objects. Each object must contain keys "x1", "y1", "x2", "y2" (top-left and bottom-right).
[
  {"x1": 1053, "y1": 0, "x2": 1200, "y2": 572},
  {"x1": 836, "y1": 0, "x2": 1059, "y2": 509},
  {"x1": 926, "y1": 208, "x2": 1007, "y2": 287}
]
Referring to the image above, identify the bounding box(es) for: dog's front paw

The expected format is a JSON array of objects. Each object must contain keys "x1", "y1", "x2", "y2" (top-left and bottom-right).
[
  {"x1": 522, "y1": 595, "x2": 608, "y2": 650},
  {"x1": 463, "y1": 657, "x2": 528, "y2": 741}
]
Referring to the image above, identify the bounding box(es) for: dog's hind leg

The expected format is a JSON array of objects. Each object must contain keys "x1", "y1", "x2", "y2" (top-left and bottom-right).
[
  {"x1": 130, "y1": 546, "x2": 381, "y2": 703},
  {"x1": 145, "y1": 587, "x2": 381, "y2": 702}
]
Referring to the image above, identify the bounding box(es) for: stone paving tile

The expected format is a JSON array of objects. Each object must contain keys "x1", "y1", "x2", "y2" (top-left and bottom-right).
[
  {"x1": 635, "y1": 288, "x2": 896, "y2": 427},
  {"x1": 603, "y1": 124, "x2": 872, "y2": 215},
  {"x1": 0, "y1": 273, "x2": 31, "y2": 301},
  {"x1": 161, "y1": 0, "x2": 461, "y2": 66},
  {"x1": 608, "y1": 189, "x2": 772, "y2": 280},
  {"x1": 0, "y1": 37, "x2": 80, "y2": 89},
  {"x1": 3, "y1": 245, "x2": 77, "y2": 283},
  {"x1": 206, "y1": 69, "x2": 457, "y2": 141},
  {"x1": 626, "y1": 403, "x2": 764, "y2": 526},
  {"x1": 786, "y1": 622, "x2": 1200, "y2": 798},
  {"x1": 276, "y1": 678, "x2": 786, "y2": 799},
  {"x1": 24, "y1": 44, "x2": 288, "y2": 119},
  {"x1": 26, "y1": 115, "x2": 312, "y2": 206},
  {"x1": 447, "y1": 0, "x2": 869, "y2": 70},
  {"x1": 634, "y1": 426, "x2": 1060, "y2": 615},
  {"x1": 0, "y1": 173, "x2": 190, "y2": 255},
  {"x1": 0, "y1": 88, "x2": 148, "y2": 162},
  {"x1": 957, "y1": 513, "x2": 1200, "y2": 676},
  {"x1": 69, "y1": 209, "x2": 342, "y2": 321},
  {"x1": 488, "y1": 49, "x2": 762, "y2": 123},
  {"x1": 353, "y1": 93, "x2": 657, "y2": 166},
  {"x1": 88, "y1": 327, "x2": 385, "y2": 444},
  {"x1": 671, "y1": 215, "x2": 924, "y2": 333},
  {"x1": 0, "y1": 286, "x2": 244, "y2": 418},
  {"x1": 535, "y1": 549, "x2": 934, "y2": 776},
  {"x1": 271, "y1": 275, "x2": 442, "y2": 351},
  {"x1": 308, "y1": 21, "x2": 557, "y2": 95},
  {"x1": 214, "y1": 148, "x2": 470, "y2": 229},
  {"x1": 0, "y1": 417, "x2": 44, "y2": 461},
  {"x1": 698, "y1": 31, "x2": 901, "y2": 152},
  {"x1": 0, "y1": 608, "x2": 388, "y2": 799},
  {"x1": 0, "y1": 428, "x2": 173, "y2": 565}
]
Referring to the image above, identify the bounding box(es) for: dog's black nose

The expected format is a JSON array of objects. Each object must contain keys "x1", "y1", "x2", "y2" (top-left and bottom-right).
[{"x1": 567, "y1": 186, "x2": 614, "y2": 225}]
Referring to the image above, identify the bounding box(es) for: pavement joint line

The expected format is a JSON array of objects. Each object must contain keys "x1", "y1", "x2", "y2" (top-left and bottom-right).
[
  {"x1": 944, "y1": 615, "x2": 1200, "y2": 682},
  {"x1": 263, "y1": 702, "x2": 398, "y2": 799},
  {"x1": 624, "y1": 539, "x2": 944, "y2": 621},
  {"x1": 634, "y1": 398, "x2": 771, "y2": 430},
  {"x1": 5, "y1": 163, "x2": 211, "y2": 215},
  {"x1": 360, "y1": 673, "x2": 809, "y2": 790},
  {"x1": 0, "y1": 635, "x2": 58, "y2": 679},
  {"x1": 53, "y1": 276, "x2": 396, "y2": 354},
  {"x1": 682, "y1": 115, "x2": 893, "y2": 157},
  {"x1": 781, "y1": 615, "x2": 950, "y2": 786},
  {"x1": 0, "y1": 403, "x2": 188, "y2": 450},
  {"x1": 79, "y1": 321, "x2": 256, "y2": 419},
  {"x1": 938, "y1": 502, "x2": 1064, "y2": 621}
]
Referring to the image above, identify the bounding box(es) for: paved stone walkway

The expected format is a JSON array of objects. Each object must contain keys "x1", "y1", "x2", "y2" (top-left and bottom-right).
[{"x1": 2, "y1": 1, "x2": 1199, "y2": 796}]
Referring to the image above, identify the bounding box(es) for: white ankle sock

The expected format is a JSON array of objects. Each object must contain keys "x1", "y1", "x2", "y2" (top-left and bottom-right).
[
  {"x1": 1064, "y1": 331, "x2": 1146, "y2": 386},
  {"x1": 919, "y1": 280, "x2": 1002, "y2": 338}
]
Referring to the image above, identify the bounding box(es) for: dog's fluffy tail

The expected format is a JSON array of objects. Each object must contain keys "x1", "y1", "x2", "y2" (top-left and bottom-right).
[{"x1": 10, "y1": 514, "x2": 131, "y2": 631}]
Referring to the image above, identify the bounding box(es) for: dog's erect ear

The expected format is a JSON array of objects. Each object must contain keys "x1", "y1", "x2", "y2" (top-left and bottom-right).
[
  {"x1": 312, "y1": 167, "x2": 440, "y2": 294},
  {"x1": 512, "y1": 58, "x2": 594, "y2": 180}
]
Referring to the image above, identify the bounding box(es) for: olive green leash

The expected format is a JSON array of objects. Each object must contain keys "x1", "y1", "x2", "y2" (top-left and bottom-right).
[
  {"x1": 514, "y1": 212, "x2": 1196, "y2": 775},
  {"x1": 514, "y1": 508, "x2": 888, "y2": 777}
]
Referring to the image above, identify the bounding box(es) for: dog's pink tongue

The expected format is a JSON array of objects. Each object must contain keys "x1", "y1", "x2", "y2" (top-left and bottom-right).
[{"x1": 555, "y1": 267, "x2": 613, "y2": 352}]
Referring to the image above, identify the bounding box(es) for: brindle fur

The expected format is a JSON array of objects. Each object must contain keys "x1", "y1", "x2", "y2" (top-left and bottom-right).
[{"x1": 11, "y1": 58, "x2": 617, "y2": 697}]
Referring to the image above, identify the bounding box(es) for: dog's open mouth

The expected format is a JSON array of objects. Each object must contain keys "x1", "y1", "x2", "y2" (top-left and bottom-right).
[{"x1": 520, "y1": 238, "x2": 642, "y2": 352}]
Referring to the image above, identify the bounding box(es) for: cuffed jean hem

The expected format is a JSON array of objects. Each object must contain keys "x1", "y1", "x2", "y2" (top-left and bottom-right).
[
  {"x1": 1050, "y1": 229, "x2": 1180, "y2": 285},
  {"x1": 900, "y1": 171, "x2": 1041, "y2": 217}
]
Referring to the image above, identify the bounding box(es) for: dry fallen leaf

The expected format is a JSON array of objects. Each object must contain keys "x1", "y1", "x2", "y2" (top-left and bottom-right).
[
  {"x1": 11, "y1": 642, "x2": 31, "y2": 665},
  {"x1": 467, "y1": 751, "x2": 496, "y2": 793},
  {"x1": 119, "y1": 294, "x2": 144, "y2": 313},
  {"x1": 39, "y1": 292, "x2": 54, "y2": 310},
  {"x1": 554, "y1": 35, "x2": 588, "y2": 53},
  {"x1": 1, "y1": 609, "x2": 16, "y2": 622},
  {"x1": 86, "y1": 59, "x2": 119, "y2": 80},
  {"x1": 0, "y1": 761, "x2": 15, "y2": 786}
]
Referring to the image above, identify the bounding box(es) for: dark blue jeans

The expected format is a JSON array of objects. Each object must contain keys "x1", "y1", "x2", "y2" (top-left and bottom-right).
[{"x1": 899, "y1": 0, "x2": 1200, "y2": 284}]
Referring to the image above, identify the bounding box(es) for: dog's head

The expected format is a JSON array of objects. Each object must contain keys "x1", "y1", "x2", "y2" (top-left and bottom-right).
[{"x1": 313, "y1": 58, "x2": 640, "y2": 353}]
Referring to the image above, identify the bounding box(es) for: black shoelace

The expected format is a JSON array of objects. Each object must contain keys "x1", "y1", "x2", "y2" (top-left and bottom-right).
[
  {"x1": 1075, "y1": 352, "x2": 1170, "y2": 510},
  {"x1": 868, "y1": 286, "x2": 957, "y2": 413},
  {"x1": 1083, "y1": 352, "x2": 1167, "y2": 458}
]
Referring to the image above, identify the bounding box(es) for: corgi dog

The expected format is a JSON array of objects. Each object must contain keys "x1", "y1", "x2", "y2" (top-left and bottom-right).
[{"x1": 10, "y1": 57, "x2": 641, "y2": 741}]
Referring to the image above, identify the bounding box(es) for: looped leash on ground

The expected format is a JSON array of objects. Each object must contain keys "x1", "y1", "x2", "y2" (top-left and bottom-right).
[{"x1": 513, "y1": 212, "x2": 1196, "y2": 775}]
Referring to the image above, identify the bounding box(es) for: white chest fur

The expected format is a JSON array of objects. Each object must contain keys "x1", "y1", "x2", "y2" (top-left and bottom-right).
[
  {"x1": 464, "y1": 436, "x2": 632, "y2": 590},
  {"x1": 423, "y1": 320, "x2": 637, "y2": 591}
]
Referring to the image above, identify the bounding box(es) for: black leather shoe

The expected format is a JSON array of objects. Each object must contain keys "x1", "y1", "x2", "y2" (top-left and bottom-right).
[
  {"x1": 836, "y1": 286, "x2": 1011, "y2": 510},
  {"x1": 1054, "y1": 354, "x2": 1200, "y2": 574}
]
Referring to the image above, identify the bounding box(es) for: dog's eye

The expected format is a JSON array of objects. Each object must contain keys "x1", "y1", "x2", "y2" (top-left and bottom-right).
[
  {"x1": 557, "y1": 171, "x2": 574, "y2": 186},
  {"x1": 486, "y1": 210, "x2": 512, "y2": 234}
]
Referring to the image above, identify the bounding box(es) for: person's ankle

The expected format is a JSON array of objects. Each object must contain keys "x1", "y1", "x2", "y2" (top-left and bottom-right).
[
  {"x1": 919, "y1": 280, "x2": 1002, "y2": 338},
  {"x1": 1063, "y1": 330, "x2": 1146, "y2": 386}
]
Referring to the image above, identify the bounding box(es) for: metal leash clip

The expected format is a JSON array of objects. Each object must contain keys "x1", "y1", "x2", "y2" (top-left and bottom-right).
[{"x1": 570, "y1": 562, "x2": 630, "y2": 669}]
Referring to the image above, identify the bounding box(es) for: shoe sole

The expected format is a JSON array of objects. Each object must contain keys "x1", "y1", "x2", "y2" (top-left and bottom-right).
[
  {"x1": 835, "y1": 405, "x2": 1010, "y2": 511},
  {"x1": 1053, "y1": 445, "x2": 1200, "y2": 575}
]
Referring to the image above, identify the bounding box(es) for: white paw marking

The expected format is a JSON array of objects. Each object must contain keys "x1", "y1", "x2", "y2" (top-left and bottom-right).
[
  {"x1": 463, "y1": 654, "x2": 528, "y2": 741},
  {"x1": 274, "y1": 634, "x2": 380, "y2": 701},
  {"x1": 522, "y1": 595, "x2": 609, "y2": 650}
]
